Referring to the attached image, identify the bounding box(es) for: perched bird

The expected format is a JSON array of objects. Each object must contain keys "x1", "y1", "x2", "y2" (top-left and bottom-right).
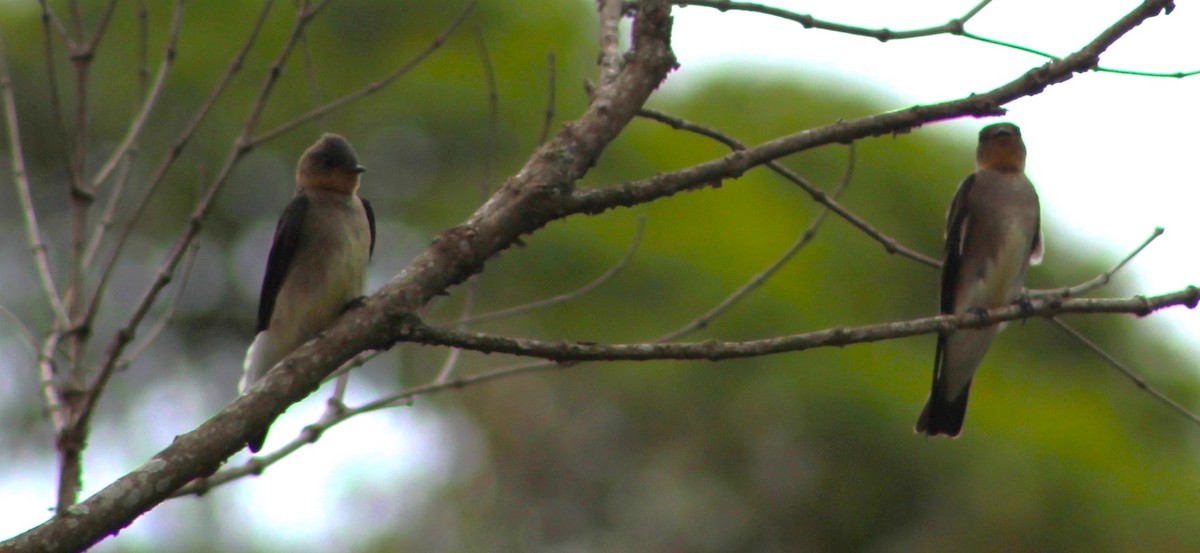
[
  {"x1": 916, "y1": 122, "x2": 1042, "y2": 437},
  {"x1": 241, "y1": 133, "x2": 376, "y2": 452}
]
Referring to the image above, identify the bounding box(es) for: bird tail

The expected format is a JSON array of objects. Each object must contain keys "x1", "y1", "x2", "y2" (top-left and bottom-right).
[
  {"x1": 915, "y1": 332, "x2": 974, "y2": 437},
  {"x1": 915, "y1": 385, "x2": 971, "y2": 437}
]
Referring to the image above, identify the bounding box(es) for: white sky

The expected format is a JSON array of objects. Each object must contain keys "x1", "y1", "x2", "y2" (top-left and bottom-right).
[{"x1": 4, "y1": 0, "x2": 1198, "y2": 547}]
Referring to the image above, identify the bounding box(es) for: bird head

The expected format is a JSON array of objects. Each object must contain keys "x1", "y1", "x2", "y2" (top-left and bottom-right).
[
  {"x1": 975, "y1": 122, "x2": 1027, "y2": 173},
  {"x1": 297, "y1": 133, "x2": 366, "y2": 194}
]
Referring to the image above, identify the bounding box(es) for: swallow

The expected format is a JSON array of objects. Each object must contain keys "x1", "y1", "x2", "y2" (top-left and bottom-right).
[
  {"x1": 916, "y1": 122, "x2": 1042, "y2": 437},
  {"x1": 240, "y1": 133, "x2": 375, "y2": 452}
]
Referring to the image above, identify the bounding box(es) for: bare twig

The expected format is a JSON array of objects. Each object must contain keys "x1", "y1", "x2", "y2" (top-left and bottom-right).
[
  {"x1": 1051, "y1": 317, "x2": 1200, "y2": 428},
  {"x1": 80, "y1": 0, "x2": 121, "y2": 57},
  {"x1": 118, "y1": 241, "x2": 201, "y2": 370},
  {"x1": 672, "y1": 0, "x2": 994, "y2": 41},
  {"x1": 660, "y1": 144, "x2": 856, "y2": 342},
  {"x1": 677, "y1": 0, "x2": 1196, "y2": 78},
  {"x1": 0, "y1": 304, "x2": 38, "y2": 354},
  {"x1": 297, "y1": 1, "x2": 326, "y2": 122},
  {"x1": 0, "y1": 34, "x2": 70, "y2": 324},
  {"x1": 636, "y1": 108, "x2": 939, "y2": 267},
  {"x1": 88, "y1": 0, "x2": 184, "y2": 191},
  {"x1": 435, "y1": 27, "x2": 500, "y2": 384},
  {"x1": 1030, "y1": 227, "x2": 1164, "y2": 298},
  {"x1": 961, "y1": 31, "x2": 1199, "y2": 78},
  {"x1": 401, "y1": 287, "x2": 1200, "y2": 363},
  {"x1": 323, "y1": 349, "x2": 382, "y2": 384},
  {"x1": 175, "y1": 356, "x2": 558, "y2": 497},
  {"x1": 37, "y1": 0, "x2": 74, "y2": 183},
  {"x1": 459, "y1": 216, "x2": 647, "y2": 325},
  {"x1": 81, "y1": 150, "x2": 136, "y2": 268},
  {"x1": 250, "y1": 0, "x2": 480, "y2": 147},
  {"x1": 37, "y1": 333, "x2": 66, "y2": 435}
]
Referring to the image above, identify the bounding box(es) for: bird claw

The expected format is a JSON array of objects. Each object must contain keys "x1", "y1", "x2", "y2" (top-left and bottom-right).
[
  {"x1": 1016, "y1": 293, "x2": 1036, "y2": 322},
  {"x1": 968, "y1": 307, "x2": 990, "y2": 326}
]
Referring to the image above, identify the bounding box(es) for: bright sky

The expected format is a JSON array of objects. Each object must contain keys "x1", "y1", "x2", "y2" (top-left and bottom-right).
[{"x1": 4, "y1": 0, "x2": 1198, "y2": 547}]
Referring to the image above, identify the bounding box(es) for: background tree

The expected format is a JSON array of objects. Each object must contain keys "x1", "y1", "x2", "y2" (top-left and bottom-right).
[{"x1": 0, "y1": 0, "x2": 1196, "y2": 551}]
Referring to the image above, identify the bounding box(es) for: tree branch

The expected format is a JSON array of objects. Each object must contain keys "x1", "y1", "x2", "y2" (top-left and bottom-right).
[
  {"x1": 570, "y1": 0, "x2": 1176, "y2": 217},
  {"x1": 398, "y1": 288, "x2": 1200, "y2": 362}
]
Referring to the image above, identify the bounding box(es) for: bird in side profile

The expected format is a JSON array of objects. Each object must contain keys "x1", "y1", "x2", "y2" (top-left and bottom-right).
[
  {"x1": 241, "y1": 133, "x2": 376, "y2": 452},
  {"x1": 916, "y1": 122, "x2": 1042, "y2": 437}
]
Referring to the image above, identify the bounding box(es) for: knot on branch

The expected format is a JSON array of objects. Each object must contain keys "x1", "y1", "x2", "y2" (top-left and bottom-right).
[
  {"x1": 1133, "y1": 295, "x2": 1153, "y2": 317},
  {"x1": 301, "y1": 423, "x2": 325, "y2": 444}
]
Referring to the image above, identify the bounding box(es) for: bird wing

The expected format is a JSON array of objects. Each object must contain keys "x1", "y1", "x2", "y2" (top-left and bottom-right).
[
  {"x1": 940, "y1": 173, "x2": 976, "y2": 315},
  {"x1": 361, "y1": 196, "x2": 376, "y2": 258},
  {"x1": 256, "y1": 194, "x2": 310, "y2": 333}
]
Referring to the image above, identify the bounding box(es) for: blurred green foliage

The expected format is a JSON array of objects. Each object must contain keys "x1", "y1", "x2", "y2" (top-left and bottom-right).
[{"x1": 0, "y1": 1, "x2": 1196, "y2": 552}]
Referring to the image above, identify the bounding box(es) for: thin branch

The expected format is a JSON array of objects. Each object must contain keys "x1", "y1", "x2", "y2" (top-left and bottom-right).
[
  {"x1": 118, "y1": 241, "x2": 201, "y2": 371},
  {"x1": 0, "y1": 304, "x2": 38, "y2": 355},
  {"x1": 400, "y1": 287, "x2": 1200, "y2": 363},
  {"x1": 0, "y1": 34, "x2": 71, "y2": 324},
  {"x1": 37, "y1": 333, "x2": 66, "y2": 436},
  {"x1": 38, "y1": 0, "x2": 73, "y2": 44},
  {"x1": 37, "y1": 0, "x2": 74, "y2": 186},
  {"x1": 435, "y1": 27, "x2": 500, "y2": 384},
  {"x1": 89, "y1": 0, "x2": 184, "y2": 190},
  {"x1": 296, "y1": 0, "x2": 326, "y2": 127},
  {"x1": 80, "y1": 0, "x2": 121, "y2": 58},
  {"x1": 659, "y1": 144, "x2": 855, "y2": 342},
  {"x1": 672, "y1": 0, "x2": 993, "y2": 41},
  {"x1": 458, "y1": 216, "x2": 647, "y2": 325},
  {"x1": 961, "y1": 31, "x2": 1199, "y2": 78},
  {"x1": 81, "y1": 150, "x2": 136, "y2": 268},
  {"x1": 323, "y1": 349, "x2": 382, "y2": 384},
  {"x1": 1030, "y1": 227, "x2": 1164, "y2": 298},
  {"x1": 250, "y1": 0, "x2": 480, "y2": 147},
  {"x1": 1051, "y1": 317, "x2": 1200, "y2": 428},
  {"x1": 176, "y1": 356, "x2": 557, "y2": 497},
  {"x1": 636, "y1": 108, "x2": 939, "y2": 267},
  {"x1": 676, "y1": 1, "x2": 1196, "y2": 79}
]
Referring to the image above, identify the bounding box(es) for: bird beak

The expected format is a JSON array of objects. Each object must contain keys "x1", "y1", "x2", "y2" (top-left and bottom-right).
[{"x1": 353, "y1": 165, "x2": 366, "y2": 174}]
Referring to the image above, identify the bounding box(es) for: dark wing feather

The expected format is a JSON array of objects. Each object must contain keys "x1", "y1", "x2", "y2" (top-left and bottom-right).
[
  {"x1": 256, "y1": 195, "x2": 309, "y2": 332},
  {"x1": 939, "y1": 174, "x2": 976, "y2": 315},
  {"x1": 361, "y1": 197, "x2": 376, "y2": 258},
  {"x1": 928, "y1": 174, "x2": 976, "y2": 408}
]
